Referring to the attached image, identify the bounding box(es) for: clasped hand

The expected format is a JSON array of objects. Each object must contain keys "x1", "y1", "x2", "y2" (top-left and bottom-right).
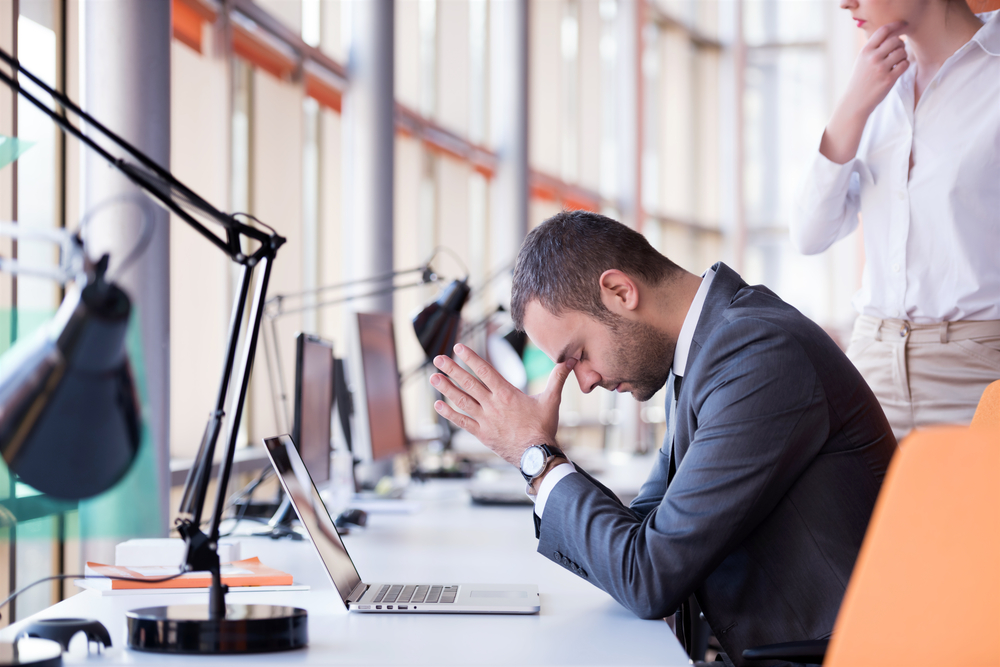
[{"x1": 429, "y1": 344, "x2": 576, "y2": 466}]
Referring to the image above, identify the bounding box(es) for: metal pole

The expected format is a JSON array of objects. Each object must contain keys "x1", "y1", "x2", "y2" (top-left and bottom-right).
[
  {"x1": 83, "y1": 0, "x2": 171, "y2": 534},
  {"x1": 489, "y1": 0, "x2": 529, "y2": 306},
  {"x1": 342, "y1": 0, "x2": 395, "y2": 315}
]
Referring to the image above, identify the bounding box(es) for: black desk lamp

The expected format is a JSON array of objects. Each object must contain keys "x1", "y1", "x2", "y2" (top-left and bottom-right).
[{"x1": 0, "y1": 50, "x2": 306, "y2": 653}]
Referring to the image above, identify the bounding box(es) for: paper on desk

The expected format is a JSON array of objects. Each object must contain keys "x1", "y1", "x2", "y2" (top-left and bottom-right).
[
  {"x1": 74, "y1": 579, "x2": 310, "y2": 595},
  {"x1": 85, "y1": 557, "x2": 293, "y2": 590}
]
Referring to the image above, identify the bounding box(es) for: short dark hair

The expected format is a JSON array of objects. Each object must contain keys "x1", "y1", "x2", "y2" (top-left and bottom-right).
[{"x1": 510, "y1": 210, "x2": 682, "y2": 330}]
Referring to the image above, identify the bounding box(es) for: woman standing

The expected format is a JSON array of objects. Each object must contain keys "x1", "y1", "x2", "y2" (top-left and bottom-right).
[{"x1": 793, "y1": 0, "x2": 1000, "y2": 441}]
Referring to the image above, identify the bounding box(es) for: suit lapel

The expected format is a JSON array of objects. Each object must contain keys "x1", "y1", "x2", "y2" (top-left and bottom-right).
[{"x1": 665, "y1": 262, "x2": 748, "y2": 486}]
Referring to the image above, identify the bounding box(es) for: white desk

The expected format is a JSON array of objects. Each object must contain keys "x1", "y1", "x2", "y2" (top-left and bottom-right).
[{"x1": 0, "y1": 480, "x2": 689, "y2": 666}]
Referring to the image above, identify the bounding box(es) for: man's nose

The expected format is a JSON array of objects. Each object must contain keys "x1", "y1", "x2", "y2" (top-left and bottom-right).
[
  {"x1": 839, "y1": 0, "x2": 857, "y2": 10},
  {"x1": 574, "y1": 366, "x2": 601, "y2": 394}
]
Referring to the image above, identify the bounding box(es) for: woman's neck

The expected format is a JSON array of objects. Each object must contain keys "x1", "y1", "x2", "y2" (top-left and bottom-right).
[{"x1": 907, "y1": 2, "x2": 984, "y2": 75}]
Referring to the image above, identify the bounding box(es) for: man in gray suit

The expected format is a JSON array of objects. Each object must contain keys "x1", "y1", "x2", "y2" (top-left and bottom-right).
[{"x1": 430, "y1": 211, "x2": 895, "y2": 666}]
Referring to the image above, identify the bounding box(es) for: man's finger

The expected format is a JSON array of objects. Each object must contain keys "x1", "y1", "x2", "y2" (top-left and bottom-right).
[
  {"x1": 543, "y1": 358, "x2": 576, "y2": 400},
  {"x1": 432, "y1": 354, "x2": 491, "y2": 403},
  {"x1": 453, "y1": 343, "x2": 511, "y2": 394},
  {"x1": 430, "y1": 373, "x2": 483, "y2": 417},
  {"x1": 433, "y1": 399, "x2": 480, "y2": 436}
]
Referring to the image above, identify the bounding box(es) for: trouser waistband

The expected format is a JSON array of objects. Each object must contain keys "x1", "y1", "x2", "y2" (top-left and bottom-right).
[{"x1": 853, "y1": 316, "x2": 1000, "y2": 344}]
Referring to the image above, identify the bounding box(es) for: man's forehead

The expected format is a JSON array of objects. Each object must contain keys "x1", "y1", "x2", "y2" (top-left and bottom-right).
[{"x1": 523, "y1": 300, "x2": 583, "y2": 362}]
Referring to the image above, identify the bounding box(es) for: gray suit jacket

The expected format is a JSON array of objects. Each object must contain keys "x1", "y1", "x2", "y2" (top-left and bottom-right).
[{"x1": 536, "y1": 263, "x2": 896, "y2": 666}]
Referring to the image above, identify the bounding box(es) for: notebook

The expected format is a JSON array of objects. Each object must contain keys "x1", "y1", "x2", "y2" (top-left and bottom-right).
[{"x1": 263, "y1": 434, "x2": 540, "y2": 614}]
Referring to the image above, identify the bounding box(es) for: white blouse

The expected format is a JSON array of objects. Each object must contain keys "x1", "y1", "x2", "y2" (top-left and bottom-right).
[{"x1": 792, "y1": 11, "x2": 1000, "y2": 324}]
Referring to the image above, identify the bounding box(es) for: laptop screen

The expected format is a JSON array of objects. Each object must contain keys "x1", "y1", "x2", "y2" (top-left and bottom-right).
[{"x1": 263, "y1": 435, "x2": 362, "y2": 603}]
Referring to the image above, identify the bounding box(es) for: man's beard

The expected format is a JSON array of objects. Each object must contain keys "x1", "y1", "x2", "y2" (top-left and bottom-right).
[{"x1": 605, "y1": 316, "x2": 675, "y2": 403}]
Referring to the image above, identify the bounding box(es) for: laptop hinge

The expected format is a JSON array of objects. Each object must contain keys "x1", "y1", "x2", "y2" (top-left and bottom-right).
[{"x1": 347, "y1": 582, "x2": 369, "y2": 604}]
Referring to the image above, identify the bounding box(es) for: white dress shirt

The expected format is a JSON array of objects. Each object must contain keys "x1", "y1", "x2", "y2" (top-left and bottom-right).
[
  {"x1": 534, "y1": 268, "x2": 717, "y2": 519},
  {"x1": 792, "y1": 11, "x2": 1000, "y2": 324}
]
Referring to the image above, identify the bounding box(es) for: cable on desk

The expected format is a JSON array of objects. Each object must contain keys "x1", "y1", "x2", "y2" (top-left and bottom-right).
[{"x1": 0, "y1": 569, "x2": 188, "y2": 620}]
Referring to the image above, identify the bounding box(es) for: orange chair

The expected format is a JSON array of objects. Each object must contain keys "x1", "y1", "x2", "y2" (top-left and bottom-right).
[
  {"x1": 745, "y1": 427, "x2": 1000, "y2": 665},
  {"x1": 971, "y1": 379, "x2": 1000, "y2": 429},
  {"x1": 823, "y1": 427, "x2": 1000, "y2": 666}
]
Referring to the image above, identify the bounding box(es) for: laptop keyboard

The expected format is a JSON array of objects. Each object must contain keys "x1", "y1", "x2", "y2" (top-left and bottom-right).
[{"x1": 372, "y1": 584, "x2": 458, "y2": 604}]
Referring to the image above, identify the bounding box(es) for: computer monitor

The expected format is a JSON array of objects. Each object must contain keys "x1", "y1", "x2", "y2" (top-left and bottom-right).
[
  {"x1": 292, "y1": 333, "x2": 334, "y2": 484},
  {"x1": 347, "y1": 312, "x2": 408, "y2": 463}
]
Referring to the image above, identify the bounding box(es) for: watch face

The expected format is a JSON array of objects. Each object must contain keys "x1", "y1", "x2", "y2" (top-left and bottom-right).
[{"x1": 521, "y1": 446, "x2": 546, "y2": 477}]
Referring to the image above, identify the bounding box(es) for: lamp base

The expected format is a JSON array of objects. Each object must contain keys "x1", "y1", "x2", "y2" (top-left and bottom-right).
[
  {"x1": 0, "y1": 638, "x2": 62, "y2": 667},
  {"x1": 126, "y1": 605, "x2": 307, "y2": 654}
]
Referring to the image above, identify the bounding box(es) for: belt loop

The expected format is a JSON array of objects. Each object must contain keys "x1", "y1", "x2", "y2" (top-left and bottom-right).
[
  {"x1": 875, "y1": 318, "x2": 884, "y2": 342},
  {"x1": 939, "y1": 321, "x2": 950, "y2": 344}
]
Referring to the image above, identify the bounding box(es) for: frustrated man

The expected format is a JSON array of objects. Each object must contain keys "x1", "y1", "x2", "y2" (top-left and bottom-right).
[{"x1": 430, "y1": 211, "x2": 895, "y2": 666}]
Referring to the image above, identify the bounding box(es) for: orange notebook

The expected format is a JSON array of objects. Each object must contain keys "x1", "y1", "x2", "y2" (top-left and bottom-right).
[{"x1": 85, "y1": 557, "x2": 293, "y2": 590}]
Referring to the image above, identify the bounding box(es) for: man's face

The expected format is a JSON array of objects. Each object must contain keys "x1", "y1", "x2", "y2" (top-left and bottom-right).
[{"x1": 523, "y1": 300, "x2": 675, "y2": 403}]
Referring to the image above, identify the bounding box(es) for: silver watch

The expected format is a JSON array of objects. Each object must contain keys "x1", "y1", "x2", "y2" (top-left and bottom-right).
[{"x1": 519, "y1": 444, "x2": 565, "y2": 483}]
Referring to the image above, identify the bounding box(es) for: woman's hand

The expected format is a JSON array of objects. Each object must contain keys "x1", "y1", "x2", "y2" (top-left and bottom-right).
[{"x1": 821, "y1": 21, "x2": 910, "y2": 164}]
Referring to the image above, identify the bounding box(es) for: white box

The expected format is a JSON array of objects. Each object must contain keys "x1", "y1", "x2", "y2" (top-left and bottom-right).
[{"x1": 115, "y1": 538, "x2": 241, "y2": 567}]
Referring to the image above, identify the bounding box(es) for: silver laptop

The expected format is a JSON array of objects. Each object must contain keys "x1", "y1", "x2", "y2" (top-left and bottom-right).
[{"x1": 263, "y1": 435, "x2": 540, "y2": 614}]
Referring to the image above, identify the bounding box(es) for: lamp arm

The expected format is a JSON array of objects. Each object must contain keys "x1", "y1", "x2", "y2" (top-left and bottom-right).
[
  {"x1": 0, "y1": 48, "x2": 274, "y2": 265},
  {"x1": 0, "y1": 51, "x2": 289, "y2": 620},
  {"x1": 267, "y1": 277, "x2": 437, "y2": 319},
  {"x1": 265, "y1": 264, "x2": 432, "y2": 308}
]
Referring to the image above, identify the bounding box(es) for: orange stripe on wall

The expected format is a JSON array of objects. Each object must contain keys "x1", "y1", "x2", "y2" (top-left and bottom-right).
[{"x1": 172, "y1": 0, "x2": 204, "y2": 54}]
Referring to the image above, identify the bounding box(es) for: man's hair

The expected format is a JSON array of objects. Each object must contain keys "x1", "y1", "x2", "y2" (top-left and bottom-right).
[{"x1": 510, "y1": 210, "x2": 683, "y2": 330}]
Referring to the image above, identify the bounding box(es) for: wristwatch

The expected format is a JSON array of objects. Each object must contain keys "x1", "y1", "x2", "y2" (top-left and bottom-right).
[{"x1": 519, "y1": 444, "x2": 566, "y2": 483}]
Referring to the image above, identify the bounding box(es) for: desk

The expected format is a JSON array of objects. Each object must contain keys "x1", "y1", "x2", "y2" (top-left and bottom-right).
[{"x1": 0, "y1": 480, "x2": 689, "y2": 666}]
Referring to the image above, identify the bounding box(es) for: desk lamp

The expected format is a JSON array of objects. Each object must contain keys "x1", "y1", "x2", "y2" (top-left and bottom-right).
[{"x1": 0, "y1": 50, "x2": 306, "y2": 653}]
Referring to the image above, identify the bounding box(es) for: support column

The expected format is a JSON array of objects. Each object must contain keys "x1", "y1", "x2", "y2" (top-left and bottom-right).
[
  {"x1": 489, "y1": 0, "x2": 528, "y2": 306},
  {"x1": 82, "y1": 1, "x2": 170, "y2": 540},
  {"x1": 342, "y1": 0, "x2": 394, "y2": 314}
]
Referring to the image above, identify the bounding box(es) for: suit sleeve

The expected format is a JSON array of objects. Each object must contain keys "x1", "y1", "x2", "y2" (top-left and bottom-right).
[{"x1": 536, "y1": 319, "x2": 831, "y2": 619}]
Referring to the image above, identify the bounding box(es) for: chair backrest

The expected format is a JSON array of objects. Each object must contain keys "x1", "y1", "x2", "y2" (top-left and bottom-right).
[
  {"x1": 825, "y1": 427, "x2": 1000, "y2": 667},
  {"x1": 971, "y1": 380, "x2": 1000, "y2": 429}
]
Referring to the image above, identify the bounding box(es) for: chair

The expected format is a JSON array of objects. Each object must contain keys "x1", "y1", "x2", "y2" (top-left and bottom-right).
[
  {"x1": 744, "y1": 427, "x2": 1000, "y2": 666},
  {"x1": 971, "y1": 379, "x2": 1000, "y2": 429}
]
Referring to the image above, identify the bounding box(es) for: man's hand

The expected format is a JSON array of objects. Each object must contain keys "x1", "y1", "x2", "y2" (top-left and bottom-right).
[
  {"x1": 820, "y1": 21, "x2": 909, "y2": 164},
  {"x1": 430, "y1": 344, "x2": 576, "y2": 466}
]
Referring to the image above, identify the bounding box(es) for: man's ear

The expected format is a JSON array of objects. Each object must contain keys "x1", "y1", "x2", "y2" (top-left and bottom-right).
[{"x1": 598, "y1": 270, "x2": 640, "y2": 315}]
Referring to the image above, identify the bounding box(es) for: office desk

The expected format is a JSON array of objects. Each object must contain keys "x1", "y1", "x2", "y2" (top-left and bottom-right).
[{"x1": 0, "y1": 480, "x2": 688, "y2": 666}]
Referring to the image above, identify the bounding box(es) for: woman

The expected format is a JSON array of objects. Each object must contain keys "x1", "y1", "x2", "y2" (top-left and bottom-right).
[{"x1": 792, "y1": 0, "x2": 1000, "y2": 441}]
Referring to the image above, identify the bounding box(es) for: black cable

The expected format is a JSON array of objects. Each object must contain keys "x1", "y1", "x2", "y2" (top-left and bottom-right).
[
  {"x1": 0, "y1": 569, "x2": 188, "y2": 620},
  {"x1": 77, "y1": 193, "x2": 157, "y2": 282}
]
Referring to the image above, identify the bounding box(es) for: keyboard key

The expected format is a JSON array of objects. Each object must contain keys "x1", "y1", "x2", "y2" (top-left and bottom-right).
[
  {"x1": 425, "y1": 585, "x2": 442, "y2": 603},
  {"x1": 398, "y1": 585, "x2": 415, "y2": 603},
  {"x1": 411, "y1": 585, "x2": 429, "y2": 603},
  {"x1": 384, "y1": 585, "x2": 403, "y2": 603},
  {"x1": 440, "y1": 586, "x2": 459, "y2": 603},
  {"x1": 372, "y1": 585, "x2": 390, "y2": 603}
]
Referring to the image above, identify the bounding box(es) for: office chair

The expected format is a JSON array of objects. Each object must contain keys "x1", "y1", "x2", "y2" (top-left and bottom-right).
[
  {"x1": 744, "y1": 427, "x2": 1000, "y2": 666},
  {"x1": 971, "y1": 379, "x2": 1000, "y2": 429}
]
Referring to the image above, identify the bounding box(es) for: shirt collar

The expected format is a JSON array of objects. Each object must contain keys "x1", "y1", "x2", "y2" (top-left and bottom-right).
[
  {"x1": 973, "y1": 10, "x2": 1000, "y2": 57},
  {"x1": 672, "y1": 267, "x2": 716, "y2": 378}
]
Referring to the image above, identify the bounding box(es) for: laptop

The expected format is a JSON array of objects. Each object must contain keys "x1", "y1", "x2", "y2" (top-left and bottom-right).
[{"x1": 263, "y1": 435, "x2": 540, "y2": 614}]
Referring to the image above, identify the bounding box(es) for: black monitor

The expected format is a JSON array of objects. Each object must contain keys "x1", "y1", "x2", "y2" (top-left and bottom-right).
[
  {"x1": 349, "y1": 312, "x2": 408, "y2": 463},
  {"x1": 292, "y1": 333, "x2": 334, "y2": 484}
]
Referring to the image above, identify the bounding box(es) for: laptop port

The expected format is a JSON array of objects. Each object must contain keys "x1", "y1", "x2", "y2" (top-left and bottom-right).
[
  {"x1": 387, "y1": 605, "x2": 393, "y2": 609},
  {"x1": 375, "y1": 605, "x2": 382, "y2": 609},
  {"x1": 398, "y1": 605, "x2": 408, "y2": 610}
]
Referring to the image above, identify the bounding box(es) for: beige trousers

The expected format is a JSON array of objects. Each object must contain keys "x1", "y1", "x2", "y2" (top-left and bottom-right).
[{"x1": 846, "y1": 316, "x2": 1000, "y2": 443}]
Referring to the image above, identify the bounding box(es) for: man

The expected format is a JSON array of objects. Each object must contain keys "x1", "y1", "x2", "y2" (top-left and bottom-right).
[{"x1": 429, "y1": 211, "x2": 895, "y2": 666}]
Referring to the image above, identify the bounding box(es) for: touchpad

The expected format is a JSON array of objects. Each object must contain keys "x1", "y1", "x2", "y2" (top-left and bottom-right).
[{"x1": 470, "y1": 590, "x2": 528, "y2": 599}]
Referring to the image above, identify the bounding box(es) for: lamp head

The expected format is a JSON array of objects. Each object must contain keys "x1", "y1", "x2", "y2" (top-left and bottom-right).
[
  {"x1": 0, "y1": 256, "x2": 141, "y2": 499},
  {"x1": 412, "y1": 279, "x2": 470, "y2": 360}
]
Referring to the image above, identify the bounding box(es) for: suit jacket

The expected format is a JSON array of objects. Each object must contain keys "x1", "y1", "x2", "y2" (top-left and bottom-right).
[{"x1": 536, "y1": 263, "x2": 896, "y2": 666}]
